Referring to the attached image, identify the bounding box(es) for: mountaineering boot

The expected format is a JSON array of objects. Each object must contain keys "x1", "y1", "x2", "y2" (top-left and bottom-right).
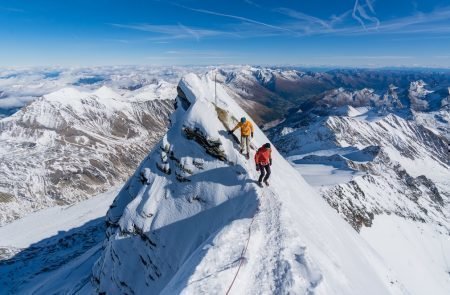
[
  {"x1": 264, "y1": 180, "x2": 269, "y2": 186},
  {"x1": 257, "y1": 181, "x2": 263, "y2": 188},
  {"x1": 246, "y1": 153, "x2": 250, "y2": 160},
  {"x1": 240, "y1": 149, "x2": 244, "y2": 154}
]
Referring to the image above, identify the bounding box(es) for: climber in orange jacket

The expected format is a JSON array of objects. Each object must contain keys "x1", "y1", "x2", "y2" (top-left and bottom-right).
[
  {"x1": 255, "y1": 143, "x2": 272, "y2": 187},
  {"x1": 228, "y1": 117, "x2": 254, "y2": 159}
]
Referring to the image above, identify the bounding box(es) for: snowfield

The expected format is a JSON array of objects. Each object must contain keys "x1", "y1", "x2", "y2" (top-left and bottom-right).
[{"x1": 92, "y1": 72, "x2": 406, "y2": 294}]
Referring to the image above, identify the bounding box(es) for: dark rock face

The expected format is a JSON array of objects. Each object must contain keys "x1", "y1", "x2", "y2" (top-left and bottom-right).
[{"x1": 183, "y1": 127, "x2": 227, "y2": 162}]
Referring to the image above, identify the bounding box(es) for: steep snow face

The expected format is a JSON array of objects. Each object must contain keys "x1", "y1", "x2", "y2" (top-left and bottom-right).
[
  {"x1": 0, "y1": 86, "x2": 174, "y2": 225},
  {"x1": 270, "y1": 104, "x2": 450, "y2": 293},
  {"x1": 93, "y1": 73, "x2": 404, "y2": 294}
]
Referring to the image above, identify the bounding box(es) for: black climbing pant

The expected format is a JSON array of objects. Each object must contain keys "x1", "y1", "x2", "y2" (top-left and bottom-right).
[{"x1": 257, "y1": 164, "x2": 271, "y2": 183}]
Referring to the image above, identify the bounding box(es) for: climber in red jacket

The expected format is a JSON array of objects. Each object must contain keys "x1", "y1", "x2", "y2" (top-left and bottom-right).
[{"x1": 255, "y1": 143, "x2": 272, "y2": 187}]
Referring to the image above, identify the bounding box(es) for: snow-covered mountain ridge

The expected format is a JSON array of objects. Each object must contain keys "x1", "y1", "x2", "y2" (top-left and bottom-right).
[
  {"x1": 92, "y1": 72, "x2": 406, "y2": 294},
  {"x1": 2, "y1": 66, "x2": 450, "y2": 294},
  {"x1": 272, "y1": 113, "x2": 449, "y2": 229},
  {"x1": 0, "y1": 85, "x2": 174, "y2": 225},
  {"x1": 189, "y1": 68, "x2": 450, "y2": 148},
  {"x1": 197, "y1": 66, "x2": 450, "y2": 294},
  {"x1": 265, "y1": 77, "x2": 450, "y2": 293}
]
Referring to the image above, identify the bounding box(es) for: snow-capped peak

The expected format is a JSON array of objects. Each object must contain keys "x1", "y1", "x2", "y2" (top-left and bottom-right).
[
  {"x1": 93, "y1": 85, "x2": 122, "y2": 100},
  {"x1": 92, "y1": 72, "x2": 404, "y2": 294},
  {"x1": 43, "y1": 87, "x2": 87, "y2": 102}
]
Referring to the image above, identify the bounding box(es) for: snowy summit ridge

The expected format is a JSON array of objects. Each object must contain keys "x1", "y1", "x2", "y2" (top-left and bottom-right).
[{"x1": 93, "y1": 72, "x2": 404, "y2": 294}]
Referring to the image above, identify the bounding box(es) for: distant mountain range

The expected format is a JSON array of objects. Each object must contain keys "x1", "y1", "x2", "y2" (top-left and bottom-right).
[
  {"x1": 212, "y1": 66, "x2": 450, "y2": 124},
  {"x1": 0, "y1": 83, "x2": 174, "y2": 225},
  {"x1": 1, "y1": 66, "x2": 449, "y2": 294}
]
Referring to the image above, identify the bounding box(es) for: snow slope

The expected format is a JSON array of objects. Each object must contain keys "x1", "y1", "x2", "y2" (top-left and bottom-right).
[
  {"x1": 93, "y1": 73, "x2": 405, "y2": 294},
  {"x1": 361, "y1": 214, "x2": 450, "y2": 295},
  {"x1": 0, "y1": 185, "x2": 119, "y2": 250},
  {"x1": 0, "y1": 186, "x2": 119, "y2": 294}
]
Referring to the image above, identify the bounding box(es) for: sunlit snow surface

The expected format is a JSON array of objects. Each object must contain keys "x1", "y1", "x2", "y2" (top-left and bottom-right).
[{"x1": 361, "y1": 215, "x2": 450, "y2": 295}]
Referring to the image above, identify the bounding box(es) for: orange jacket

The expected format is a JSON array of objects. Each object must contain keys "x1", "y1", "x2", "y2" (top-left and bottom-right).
[
  {"x1": 255, "y1": 147, "x2": 272, "y2": 165},
  {"x1": 232, "y1": 120, "x2": 254, "y2": 137}
]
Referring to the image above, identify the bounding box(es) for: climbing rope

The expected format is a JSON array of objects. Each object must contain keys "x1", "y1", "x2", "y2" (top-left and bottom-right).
[
  {"x1": 225, "y1": 204, "x2": 258, "y2": 295},
  {"x1": 225, "y1": 153, "x2": 268, "y2": 294}
]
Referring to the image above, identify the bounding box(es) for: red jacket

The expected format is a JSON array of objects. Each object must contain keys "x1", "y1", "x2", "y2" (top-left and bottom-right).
[{"x1": 255, "y1": 147, "x2": 272, "y2": 165}]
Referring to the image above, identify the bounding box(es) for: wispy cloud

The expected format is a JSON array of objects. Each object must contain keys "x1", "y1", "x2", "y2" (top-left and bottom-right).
[
  {"x1": 276, "y1": 1, "x2": 380, "y2": 34},
  {"x1": 0, "y1": 6, "x2": 25, "y2": 13},
  {"x1": 243, "y1": 0, "x2": 261, "y2": 8},
  {"x1": 275, "y1": 8, "x2": 332, "y2": 30},
  {"x1": 175, "y1": 4, "x2": 295, "y2": 33},
  {"x1": 346, "y1": 6, "x2": 450, "y2": 35},
  {"x1": 109, "y1": 23, "x2": 237, "y2": 40},
  {"x1": 278, "y1": 4, "x2": 450, "y2": 37},
  {"x1": 110, "y1": 3, "x2": 450, "y2": 42},
  {"x1": 352, "y1": 0, "x2": 380, "y2": 29}
]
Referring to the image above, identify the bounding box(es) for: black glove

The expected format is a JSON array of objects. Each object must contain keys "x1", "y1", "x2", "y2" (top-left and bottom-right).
[
  {"x1": 228, "y1": 130, "x2": 233, "y2": 135},
  {"x1": 270, "y1": 158, "x2": 272, "y2": 166},
  {"x1": 256, "y1": 165, "x2": 260, "y2": 171},
  {"x1": 251, "y1": 132, "x2": 254, "y2": 138}
]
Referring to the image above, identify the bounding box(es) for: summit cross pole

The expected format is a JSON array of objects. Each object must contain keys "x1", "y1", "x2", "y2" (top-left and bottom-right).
[{"x1": 214, "y1": 72, "x2": 217, "y2": 106}]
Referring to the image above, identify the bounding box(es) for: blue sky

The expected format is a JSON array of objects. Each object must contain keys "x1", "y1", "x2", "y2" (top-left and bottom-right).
[{"x1": 1, "y1": 0, "x2": 450, "y2": 67}]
